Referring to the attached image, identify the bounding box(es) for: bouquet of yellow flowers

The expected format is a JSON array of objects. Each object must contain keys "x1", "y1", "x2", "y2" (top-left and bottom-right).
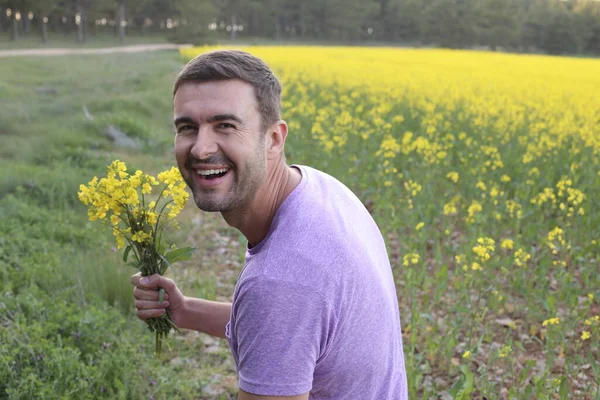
[{"x1": 78, "y1": 160, "x2": 194, "y2": 355}]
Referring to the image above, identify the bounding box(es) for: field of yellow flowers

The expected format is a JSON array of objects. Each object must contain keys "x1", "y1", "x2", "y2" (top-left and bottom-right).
[{"x1": 181, "y1": 47, "x2": 600, "y2": 398}]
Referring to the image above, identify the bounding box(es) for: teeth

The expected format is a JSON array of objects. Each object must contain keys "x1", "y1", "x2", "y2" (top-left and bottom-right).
[{"x1": 197, "y1": 168, "x2": 229, "y2": 176}]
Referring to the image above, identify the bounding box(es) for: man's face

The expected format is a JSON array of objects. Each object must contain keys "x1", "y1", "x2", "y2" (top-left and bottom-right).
[{"x1": 173, "y1": 79, "x2": 268, "y2": 213}]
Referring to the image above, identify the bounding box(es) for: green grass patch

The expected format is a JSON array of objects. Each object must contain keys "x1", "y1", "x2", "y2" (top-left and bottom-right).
[{"x1": 0, "y1": 51, "x2": 237, "y2": 399}]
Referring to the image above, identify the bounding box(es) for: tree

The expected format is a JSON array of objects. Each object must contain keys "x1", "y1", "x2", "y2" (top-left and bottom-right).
[
  {"x1": 379, "y1": 0, "x2": 420, "y2": 42},
  {"x1": 572, "y1": 0, "x2": 600, "y2": 54},
  {"x1": 472, "y1": 0, "x2": 520, "y2": 50},
  {"x1": 542, "y1": 1, "x2": 578, "y2": 54},
  {"x1": 419, "y1": 0, "x2": 475, "y2": 48},
  {"x1": 31, "y1": 0, "x2": 56, "y2": 42},
  {"x1": 171, "y1": 0, "x2": 217, "y2": 43},
  {"x1": 319, "y1": 0, "x2": 379, "y2": 42}
]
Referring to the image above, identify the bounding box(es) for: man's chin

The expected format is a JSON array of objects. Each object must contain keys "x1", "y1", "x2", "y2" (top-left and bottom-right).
[{"x1": 193, "y1": 194, "x2": 232, "y2": 213}]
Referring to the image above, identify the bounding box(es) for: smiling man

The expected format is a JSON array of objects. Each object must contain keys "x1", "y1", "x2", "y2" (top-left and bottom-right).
[{"x1": 130, "y1": 50, "x2": 408, "y2": 399}]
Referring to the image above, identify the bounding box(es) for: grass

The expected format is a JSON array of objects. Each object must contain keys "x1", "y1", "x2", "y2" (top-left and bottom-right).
[{"x1": 0, "y1": 51, "x2": 238, "y2": 399}]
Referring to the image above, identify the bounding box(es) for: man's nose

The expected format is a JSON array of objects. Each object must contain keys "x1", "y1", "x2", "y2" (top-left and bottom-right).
[{"x1": 190, "y1": 129, "x2": 218, "y2": 160}]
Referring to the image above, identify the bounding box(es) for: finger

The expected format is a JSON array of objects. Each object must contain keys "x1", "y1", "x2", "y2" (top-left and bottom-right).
[
  {"x1": 137, "y1": 274, "x2": 163, "y2": 289},
  {"x1": 133, "y1": 287, "x2": 169, "y2": 301},
  {"x1": 138, "y1": 275, "x2": 177, "y2": 293},
  {"x1": 130, "y1": 272, "x2": 142, "y2": 286},
  {"x1": 136, "y1": 308, "x2": 166, "y2": 320},
  {"x1": 135, "y1": 299, "x2": 169, "y2": 310}
]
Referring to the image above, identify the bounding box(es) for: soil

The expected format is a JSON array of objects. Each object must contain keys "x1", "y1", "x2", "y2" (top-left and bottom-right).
[{"x1": 0, "y1": 43, "x2": 190, "y2": 58}]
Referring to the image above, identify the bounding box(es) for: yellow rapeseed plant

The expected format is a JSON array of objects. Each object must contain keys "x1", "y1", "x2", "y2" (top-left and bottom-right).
[
  {"x1": 180, "y1": 45, "x2": 600, "y2": 396},
  {"x1": 78, "y1": 160, "x2": 194, "y2": 355}
]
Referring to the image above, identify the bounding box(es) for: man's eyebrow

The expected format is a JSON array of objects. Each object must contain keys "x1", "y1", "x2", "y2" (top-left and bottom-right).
[
  {"x1": 207, "y1": 114, "x2": 243, "y2": 124},
  {"x1": 173, "y1": 116, "x2": 195, "y2": 126}
]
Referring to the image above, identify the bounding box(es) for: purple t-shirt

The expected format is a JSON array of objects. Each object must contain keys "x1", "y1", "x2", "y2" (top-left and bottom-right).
[{"x1": 225, "y1": 165, "x2": 407, "y2": 399}]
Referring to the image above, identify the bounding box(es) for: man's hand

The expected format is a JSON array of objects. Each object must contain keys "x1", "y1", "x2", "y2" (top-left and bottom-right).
[{"x1": 130, "y1": 273, "x2": 187, "y2": 328}]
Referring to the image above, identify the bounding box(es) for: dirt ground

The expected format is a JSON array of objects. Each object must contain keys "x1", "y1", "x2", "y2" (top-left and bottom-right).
[{"x1": 0, "y1": 43, "x2": 190, "y2": 57}]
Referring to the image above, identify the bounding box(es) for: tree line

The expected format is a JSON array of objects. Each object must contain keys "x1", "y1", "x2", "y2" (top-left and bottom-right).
[{"x1": 1, "y1": 0, "x2": 599, "y2": 55}]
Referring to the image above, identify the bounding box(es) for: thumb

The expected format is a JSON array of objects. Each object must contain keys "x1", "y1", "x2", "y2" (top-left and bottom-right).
[{"x1": 139, "y1": 274, "x2": 176, "y2": 292}]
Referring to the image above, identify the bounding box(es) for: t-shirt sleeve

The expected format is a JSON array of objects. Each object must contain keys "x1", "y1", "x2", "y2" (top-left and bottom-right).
[{"x1": 231, "y1": 276, "x2": 334, "y2": 396}]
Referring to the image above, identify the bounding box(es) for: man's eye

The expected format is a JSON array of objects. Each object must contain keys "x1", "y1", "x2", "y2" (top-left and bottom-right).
[
  {"x1": 177, "y1": 125, "x2": 196, "y2": 133},
  {"x1": 217, "y1": 123, "x2": 235, "y2": 129}
]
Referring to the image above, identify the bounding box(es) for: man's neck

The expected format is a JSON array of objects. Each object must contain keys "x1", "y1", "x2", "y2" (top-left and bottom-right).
[{"x1": 222, "y1": 161, "x2": 301, "y2": 248}]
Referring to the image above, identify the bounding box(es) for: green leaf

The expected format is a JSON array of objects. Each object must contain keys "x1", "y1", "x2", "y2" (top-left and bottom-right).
[
  {"x1": 164, "y1": 247, "x2": 195, "y2": 264},
  {"x1": 454, "y1": 365, "x2": 474, "y2": 400},
  {"x1": 157, "y1": 238, "x2": 166, "y2": 255},
  {"x1": 519, "y1": 360, "x2": 534, "y2": 382},
  {"x1": 559, "y1": 376, "x2": 569, "y2": 399},
  {"x1": 125, "y1": 262, "x2": 141, "y2": 269},
  {"x1": 547, "y1": 295, "x2": 557, "y2": 314},
  {"x1": 523, "y1": 383, "x2": 533, "y2": 398},
  {"x1": 123, "y1": 245, "x2": 132, "y2": 263},
  {"x1": 158, "y1": 254, "x2": 170, "y2": 275},
  {"x1": 157, "y1": 247, "x2": 193, "y2": 275},
  {"x1": 159, "y1": 288, "x2": 164, "y2": 304},
  {"x1": 449, "y1": 374, "x2": 464, "y2": 397}
]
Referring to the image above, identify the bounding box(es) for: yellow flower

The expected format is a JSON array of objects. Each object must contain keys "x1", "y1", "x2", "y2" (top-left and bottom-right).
[
  {"x1": 584, "y1": 316, "x2": 600, "y2": 325},
  {"x1": 129, "y1": 170, "x2": 143, "y2": 188},
  {"x1": 473, "y1": 237, "x2": 495, "y2": 262},
  {"x1": 581, "y1": 331, "x2": 591, "y2": 340},
  {"x1": 403, "y1": 180, "x2": 422, "y2": 197},
  {"x1": 446, "y1": 171, "x2": 459, "y2": 183},
  {"x1": 108, "y1": 160, "x2": 128, "y2": 179},
  {"x1": 467, "y1": 200, "x2": 482, "y2": 220},
  {"x1": 444, "y1": 203, "x2": 457, "y2": 216},
  {"x1": 131, "y1": 230, "x2": 151, "y2": 243},
  {"x1": 505, "y1": 200, "x2": 522, "y2": 219},
  {"x1": 542, "y1": 317, "x2": 560, "y2": 326},
  {"x1": 112, "y1": 227, "x2": 129, "y2": 249},
  {"x1": 501, "y1": 239, "x2": 514, "y2": 250},
  {"x1": 500, "y1": 175, "x2": 511, "y2": 183},
  {"x1": 514, "y1": 248, "x2": 531, "y2": 267},
  {"x1": 147, "y1": 211, "x2": 158, "y2": 226},
  {"x1": 462, "y1": 350, "x2": 471, "y2": 359},
  {"x1": 415, "y1": 222, "x2": 424, "y2": 231},
  {"x1": 376, "y1": 135, "x2": 401, "y2": 159},
  {"x1": 158, "y1": 167, "x2": 184, "y2": 186},
  {"x1": 402, "y1": 253, "x2": 420, "y2": 267},
  {"x1": 498, "y1": 345, "x2": 511, "y2": 358}
]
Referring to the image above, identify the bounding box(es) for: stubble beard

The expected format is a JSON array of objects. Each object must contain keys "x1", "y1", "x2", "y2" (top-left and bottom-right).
[{"x1": 187, "y1": 138, "x2": 267, "y2": 213}]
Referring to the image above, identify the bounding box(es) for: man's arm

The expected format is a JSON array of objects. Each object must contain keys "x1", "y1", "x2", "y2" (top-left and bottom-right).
[
  {"x1": 238, "y1": 390, "x2": 309, "y2": 400},
  {"x1": 179, "y1": 297, "x2": 231, "y2": 339}
]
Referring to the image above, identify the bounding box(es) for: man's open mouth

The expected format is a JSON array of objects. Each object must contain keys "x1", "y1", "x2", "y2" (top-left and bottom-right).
[{"x1": 196, "y1": 168, "x2": 230, "y2": 180}]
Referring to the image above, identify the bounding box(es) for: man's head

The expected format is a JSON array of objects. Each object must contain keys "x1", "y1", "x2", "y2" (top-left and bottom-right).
[
  {"x1": 172, "y1": 50, "x2": 288, "y2": 214},
  {"x1": 173, "y1": 50, "x2": 282, "y2": 132}
]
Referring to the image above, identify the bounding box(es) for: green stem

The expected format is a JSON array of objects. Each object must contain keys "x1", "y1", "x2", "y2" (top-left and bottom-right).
[{"x1": 155, "y1": 331, "x2": 160, "y2": 356}]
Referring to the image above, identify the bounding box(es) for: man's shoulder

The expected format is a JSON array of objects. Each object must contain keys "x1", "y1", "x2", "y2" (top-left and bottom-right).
[{"x1": 285, "y1": 164, "x2": 370, "y2": 227}]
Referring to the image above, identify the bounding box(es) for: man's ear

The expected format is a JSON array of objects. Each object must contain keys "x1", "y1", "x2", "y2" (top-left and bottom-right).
[{"x1": 266, "y1": 120, "x2": 288, "y2": 160}]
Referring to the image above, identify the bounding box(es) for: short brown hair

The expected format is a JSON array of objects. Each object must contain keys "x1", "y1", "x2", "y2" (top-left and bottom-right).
[{"x1": 173, "y1": 50, "x2": 282, "y2": 131}]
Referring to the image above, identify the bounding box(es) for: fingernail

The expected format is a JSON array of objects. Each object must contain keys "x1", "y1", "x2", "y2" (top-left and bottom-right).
[{"x1": 140, "y1": 277, "x2": 149, "y2": 285}]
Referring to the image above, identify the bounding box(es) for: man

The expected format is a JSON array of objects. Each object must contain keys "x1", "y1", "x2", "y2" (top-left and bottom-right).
[{"x1": 130, "y1": 50, "x2": 408, "y2": 399}]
